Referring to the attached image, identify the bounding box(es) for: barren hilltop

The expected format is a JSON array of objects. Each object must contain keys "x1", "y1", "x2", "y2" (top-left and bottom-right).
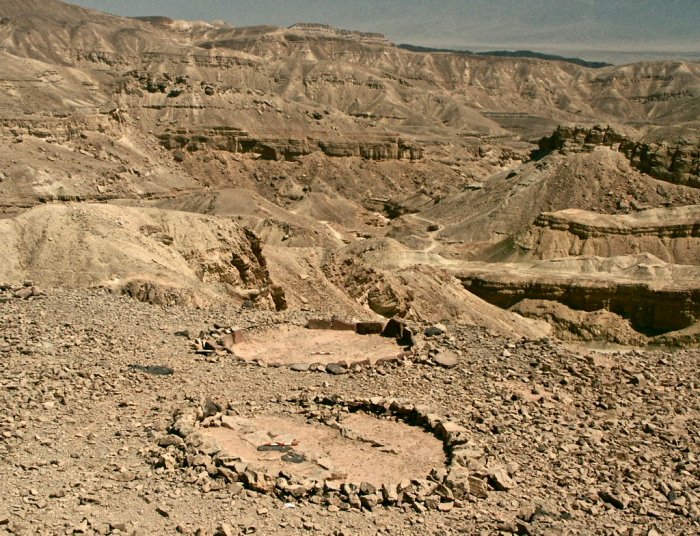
[{"x1": 0, "y1": 1, "x2": 699, "y2": 535}]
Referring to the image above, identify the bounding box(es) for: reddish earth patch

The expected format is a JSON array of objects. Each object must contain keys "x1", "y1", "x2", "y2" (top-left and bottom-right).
[
  {"x1": 201, "y1": 412, "x2": 446, "y2": 488},
  {"x1": 233, "y1": 324, "x2": 404, "y2": 366}
]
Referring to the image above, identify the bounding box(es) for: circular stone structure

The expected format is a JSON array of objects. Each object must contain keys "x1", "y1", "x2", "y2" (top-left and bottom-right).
[
  {"x1": 231, "y1": 324, "x2": 407, "y2": 367},
  {"x1": 202, "y1": 412, "x2": 443, "y2": 488},
  {"x1": 154, "y1": 396, "x2": 493, "y2": 511}
]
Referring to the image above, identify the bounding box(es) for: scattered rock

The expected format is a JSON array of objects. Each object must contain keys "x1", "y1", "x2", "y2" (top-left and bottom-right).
[
  {"x1": 488, "y1": 468, "x2": 516, "y2": 491},
  {"x1": 306, "y1": 318, "x2": 332, "y2": 329},
  {"x1": 331, "y1": 318, "x2": 356, "y2": 331},
  {"x1": 220, "y1": 329, "x2": 245, "y2": 349},
  {"x1": 202, "y1": 398, "x2": 221, "y2": 418},
  {"x1": 325, "y1": 363, "x2": 348, "y2": 375},
  {"x1": 424, "y1": 324, "x2": 447, "y2": 337},
  {"x1": 13, "y1": 286, "x2": 44, "y2": 300},
  {"x1": 433, "y1": 351, "x2": 459, "y2": 369},
  {"x1": 599, "y1": 489, "x2": 629, "y2": 510},
  {"x1": 215, "y1": 524, "x2": 236, "y2": 536},
  {"x1": 128, "y1": 364, "x2": 174, "y2": 376},
  {"x1": 468, "y1": 476, "x2": 489, "y2": 499},
  {"x1": 355, "y1": 321, "x2": 385, "y2": 335},
  {"x1": 381, "y1": 319, "x2": 407, "y2": 339}
]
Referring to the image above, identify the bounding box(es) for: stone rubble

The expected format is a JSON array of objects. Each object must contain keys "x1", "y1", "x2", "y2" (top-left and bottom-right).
[{"x1": 0, "y1": 289, "x2": 698, "y2": 534}]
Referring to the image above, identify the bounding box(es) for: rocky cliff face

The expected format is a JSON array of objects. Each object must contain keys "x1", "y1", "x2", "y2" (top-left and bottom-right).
[
  {"x1": 5, "y1": 2, "x2": 700, "y2": 138},
  {"x1": 2, "y1": 0, "x2": 700, "y2": 347},
  {"x1": 538, "y1": 125, "x2": 700, "y2": 187},
  {"x1": 286, "y1": 23, "x2": 390, "y2": 44},
  {"x1": 507, "y1": 206, "x2": 700, "y2": 265},
  {"x1": 456, "y1": 261, "x2": 700, "y2": 336},
  {"x1": 158, "y1": 128, "x2": 422, "y2": 161}
]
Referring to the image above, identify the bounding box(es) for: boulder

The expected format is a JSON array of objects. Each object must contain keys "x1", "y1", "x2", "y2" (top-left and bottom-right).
[{"x1": 355, "y1": 321, "x2": 385, "y2": 335}]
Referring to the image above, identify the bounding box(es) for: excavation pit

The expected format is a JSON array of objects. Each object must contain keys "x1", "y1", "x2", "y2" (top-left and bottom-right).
[{"x1": 158, "y1": 397, "x2": 492, "y2": 510}]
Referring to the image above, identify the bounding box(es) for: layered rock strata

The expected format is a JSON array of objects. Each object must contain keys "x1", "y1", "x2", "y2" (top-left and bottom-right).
[
  {"x1": 158, "y1": 129, "x2": 423, "y2": 161},
  {"x1": 538, "y1": 125, "x2": 700, "y2": 187},
  {"x1": 507, "y1": 206, "x2": 700, "y2": 264},
  {"x1": 455, "y1": 256, "x2": 700, "y2": 335}
]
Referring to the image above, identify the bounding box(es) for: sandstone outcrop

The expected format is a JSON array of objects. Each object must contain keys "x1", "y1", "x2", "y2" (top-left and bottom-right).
[
  {"x1": 538, "y1": 125, "x2": 700, "y2": 187},
  {"x1": 158, "y1": 129, "x2": 422, "y2": 161},
  {"x1": 504, "y1": 205, "x2": 700, "y2": 265},
  {"x1": 510, "y1": 299, "x2": 649, "y2": 346},
  {"x1": 454, "y1": 254, "x2": 700, "y2": 335},
  {"x1": 2, "y1": 2, "x2": 700, "y2": 534},
  {"x1": 1, "y1": 0, "x2": 699, "y2": 347},
  {"x1": 322, "y1": 239, "x2": 549, "y2": 338},
  {"x1": 286, "y1": 23, "x2": 390, "y2": 44},
  {"x1": 418, "y1": 149, "x2": 700, "y2": 253}
]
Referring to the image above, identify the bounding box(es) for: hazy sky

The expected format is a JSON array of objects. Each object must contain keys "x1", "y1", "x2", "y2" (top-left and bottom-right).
[{"x1": 68, "y1": 0, "x2": 700, "y2": 63}]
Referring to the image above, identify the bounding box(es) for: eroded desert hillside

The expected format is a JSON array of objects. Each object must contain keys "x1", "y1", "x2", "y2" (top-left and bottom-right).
[
  {"x1": 0, "y1": 1, "x2": 699, "y2": 534},
  {"x1": 1, "y1": 0, "x2": 699, "y2": 344}
]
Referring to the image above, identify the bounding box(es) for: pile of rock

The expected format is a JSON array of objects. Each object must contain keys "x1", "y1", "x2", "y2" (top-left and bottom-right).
[
  {"x1": 149, "y1": 396, "x2": 516, "y2": 513},
  {"x1": 298, "y1": 395, "x2": 497, "y2": 510},
  {"x1": 306, "y1": 317, "x2": 383, "y2": 335},
  {"x1": 190, "y1": 325, "x2": 246, "y2": 356},
  {"x1": 185, "y1": 319, "x2": 461, "y2": 372},
  {"x1": 0, "y1": 282, "x2": 45, "y2": 301}
]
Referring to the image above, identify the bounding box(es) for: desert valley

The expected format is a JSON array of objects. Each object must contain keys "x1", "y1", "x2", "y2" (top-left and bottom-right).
[{"x1": 0, "y1": 1, "x2": 698, "y2": 534}]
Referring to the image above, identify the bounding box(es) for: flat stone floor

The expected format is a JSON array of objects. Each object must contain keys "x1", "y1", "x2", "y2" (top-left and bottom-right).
[
  {"x1": 201, "y1": 412, "x2": 446, "y2": 488},
  {"x1": 233, "y1": 325, "x2": 403, "y2": 366}
]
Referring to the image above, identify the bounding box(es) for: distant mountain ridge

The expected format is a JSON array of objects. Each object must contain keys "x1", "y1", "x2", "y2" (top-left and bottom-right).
[
  {"x1": 288, "y1": 23, "x2": 389, "y2": 43},
  {"x1": 398, "y1": 43, "x2": 612, "y2": 69}
]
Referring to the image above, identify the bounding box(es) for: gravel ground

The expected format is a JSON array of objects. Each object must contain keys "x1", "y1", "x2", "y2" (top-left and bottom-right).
[{"x1": 1, "y1": 289, "x2": 698, "y2": 535}]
